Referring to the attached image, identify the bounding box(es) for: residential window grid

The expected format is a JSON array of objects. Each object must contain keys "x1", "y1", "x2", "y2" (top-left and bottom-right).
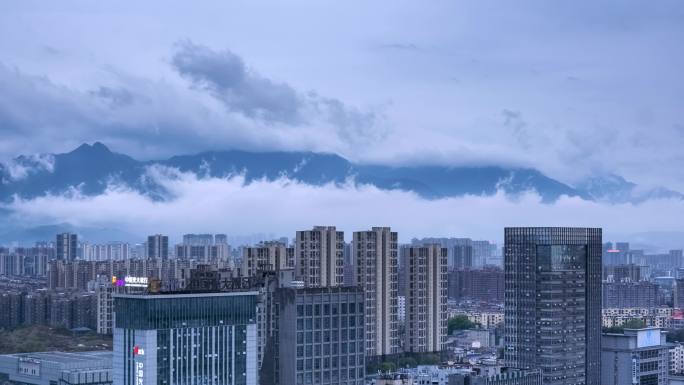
[
  {"x1": 403, "y1": 244, "x2": 447, "y2": 353},
  {"x1": 241, "y1": 242, "x2": 291, "y2": 277},
  {"x1": 295, "y1": 227, "x2": 344, "y2": 288},
  {"x1": 352, "y1": 227, "x2": 400, "y2": 357}
]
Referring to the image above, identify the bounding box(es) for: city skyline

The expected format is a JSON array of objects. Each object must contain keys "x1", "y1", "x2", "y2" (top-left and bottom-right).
[
  {"x1": 1, "y1": 1, "x2": 684, "y2": 251},
  {"x1": 1, "y1": 1, "x2": 682, "y2": 384}
]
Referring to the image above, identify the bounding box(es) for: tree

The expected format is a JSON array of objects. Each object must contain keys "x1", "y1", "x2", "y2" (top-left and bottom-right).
[
  {"x1": 448, "y1": 315, "x2": 479, "y2": 334},
  {"x1": 667, "y1": 329, "x2": 684, "y2": 343},
  {"x1": 602, "y1": 318, "x2": 646, "y2": 334},
  {"x1": 379, "y1": 362, "x2": 396, "y2": 373}
]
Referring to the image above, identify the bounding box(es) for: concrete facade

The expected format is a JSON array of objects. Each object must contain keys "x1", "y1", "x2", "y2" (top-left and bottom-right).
[
  {"x1": 602, "y1": 328, "x2": 670, "y2": 385},
  {"x1": 403, "y1": 244, "x2": 448, "y2": 353},
  {"x1": 352, "y1": 227, "x2": 399, "y2": 357},
  {"x1": 295, "y1": 226, "x2": 344, "y2": 288}
]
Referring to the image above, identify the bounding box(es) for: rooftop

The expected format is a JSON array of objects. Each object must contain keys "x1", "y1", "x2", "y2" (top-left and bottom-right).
[{"x1": 1, "y1": 351, "x2": 112, "y2": 368}]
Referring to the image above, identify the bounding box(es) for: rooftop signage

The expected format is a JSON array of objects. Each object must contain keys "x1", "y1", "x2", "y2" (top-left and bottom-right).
[{"x1": 112, "y1": 276, "x2": 149, "y2": 288}]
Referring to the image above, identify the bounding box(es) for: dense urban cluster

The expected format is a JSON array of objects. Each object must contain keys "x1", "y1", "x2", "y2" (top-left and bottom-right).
[{"x1": 0, "y1": 227, "x2": 683, "y2": 384}]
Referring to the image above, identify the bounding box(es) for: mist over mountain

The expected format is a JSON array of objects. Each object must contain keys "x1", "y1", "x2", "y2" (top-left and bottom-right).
[
  {"x1": 1, "y1": 142, "x2": 682, "y2": 247},
  {"x1": 0, "y1": 142, "x2": 592, "y2": 202}
]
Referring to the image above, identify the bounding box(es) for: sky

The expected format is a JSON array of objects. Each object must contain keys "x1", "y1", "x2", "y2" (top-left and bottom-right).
[{"x1": 1, "y1": 1, "x2": 684, "y2": 247}]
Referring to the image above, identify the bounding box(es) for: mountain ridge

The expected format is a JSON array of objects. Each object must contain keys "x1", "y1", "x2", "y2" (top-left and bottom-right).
[{"x1": 1, "y1": 142, "x2": 680, "y2": 204}]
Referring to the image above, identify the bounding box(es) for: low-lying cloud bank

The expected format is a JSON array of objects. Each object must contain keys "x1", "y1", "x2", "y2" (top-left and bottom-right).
[{"x1": 2, "y1": 167, "x2": 684, "y2": 249}]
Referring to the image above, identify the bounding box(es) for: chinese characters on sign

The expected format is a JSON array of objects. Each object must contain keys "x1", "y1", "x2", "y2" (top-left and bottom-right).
[{"x1": 111, "y1": 276, "x2": 149, "y2": 288}]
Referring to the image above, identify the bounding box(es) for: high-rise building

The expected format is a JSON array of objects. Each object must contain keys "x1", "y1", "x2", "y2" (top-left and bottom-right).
[
  {"x1": 629, "y1": 249, "x2": 646, "y2": 266},
  {"x1": 295, "y1": 226, "x2": 344, "y2": 288},
  {"x1": 215, "y1": 234, "x2": 228, "y2": 245},
  {"x1": 603, "y1": 264, "x2": 642, "y2": 283},
  {"x1": 402, "y1": 244, "x2": 448, "y2": 353},
  {"x1": 95, "y1": 279, "x2": 114, "y2": 335},
  {"x1": 472, "y1": 240, "x2": 494, "y2": 268},
  {"x1": 267, "y1": 286, "x2": 365, "y2": 385},
  {"x1": 352, "y1": 227, "x2": 399, "y2": 357},
  {"x1": 175, "y1": 243, "x2": 229, "y2": 262},
  {"x1": 343, "y1": 242, "x2": 354, "y2": 287},
  {"x1": 56, "y1": 233, "x2": 78, "y2": 260},
  {"x1": 113, "y1": 291, "x2": 259, "y2": 385},
  {"x1": 603, "y1": 282, "x2": 659, "y2": 309},
  {"x1": 84, "y1": 242, "x2": 131, "y2": 261},
  {"x1": 615, "y1": 242, "x2": 630, "y2": 252},
  {"x1": 448, "y1": 267, "x2": 504, "y2": 303},
  {"x1": 504, "y1": 227, "x2": 602, "y2": 385},
  {"x1": 601, "y1": 328, "x2": 670, "y2": 385},
  {"x1": 453, "y1": 239, "x2": 473, "y2": 270},
  {"x1": 674, "y1": 279, "x2": 684, "y2": 310},
  {"x1": 241, "y1": 241, "x2": 291, "y2": 277},
  {"x1": 671, "y1": 343, "x2": 684, "y2": 375},
  {"x1": 146, "y1": 234, "x2": 168, "y2": 260},
  {"x1": 182, "y1": 233, "x2": 214, "y2": 245},
  {"x1": 671, "y1": 250, "x2": 684, "y2": 269}
]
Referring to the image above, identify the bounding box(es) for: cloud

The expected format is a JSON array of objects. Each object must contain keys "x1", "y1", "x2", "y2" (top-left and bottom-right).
[
  {"x1": 171, "y1": 41, "x2": 383, "y2": 143},
  {"x1": 0, "y1": 0, "x2": 683, "y2": 191},
  {"x1": 0, "y1": 63, "x2": 348, "y2": 161},
  {"x1": 501, "y1": 109, "x2": 530, "y2": 149},
  {"x1": 3, "y1": 166, "x2": 684, "y2": 249},
  {"x1": 375, "y1": 43, "x2": 420, "y2": 51},
  {"x1": 7, "y1": 154, "x2": 55, "y2": 180},
  {"x1": 171, "y1": 41, "x2": 303, "y2": 124},
  {"x1": 89, "y1": 86, "x2": 137, "y2": 108}
]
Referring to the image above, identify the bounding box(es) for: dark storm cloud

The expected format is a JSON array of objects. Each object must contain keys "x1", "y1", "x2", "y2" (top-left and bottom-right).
[
  {"x1": 170, "y1": 41, "x2": 381, "y2": 141},
  {"x1": 0, "y1": 63, "x2": 253, "y2": 159},
  {"x1": 0, "y1": 52, "x2": 381, "y2": 162},
  {"x1": 1, "y1": 0, "x2": 683, "y2": 190},
  {"x1": 171, "y1": 41, "x2": 303, "y2": 124}
]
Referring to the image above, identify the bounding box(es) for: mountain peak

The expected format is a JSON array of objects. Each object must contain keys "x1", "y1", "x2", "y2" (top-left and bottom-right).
[{"x1": 71, "y1": 142, "x2": 111, "y2": 155}]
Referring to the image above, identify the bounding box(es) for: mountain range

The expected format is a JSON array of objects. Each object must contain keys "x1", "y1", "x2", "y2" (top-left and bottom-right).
[
  {"x1": 0, "y1": 142, "x2": 682, "y2": 245},
  {"x1": 1, "y1": 142, "x2": 681, "y2": 204}
]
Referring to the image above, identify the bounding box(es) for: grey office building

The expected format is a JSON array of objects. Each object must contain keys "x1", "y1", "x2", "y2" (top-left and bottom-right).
[
  {"x1": 271, "y1": 286, "x2": 365, "y2": 385},
  {"x1": 504, "y1": 227, "x2": 602, "y2": 385},
  {"x1": 602, "y1": 328, "x2": 670, "y2": 385},
  {"x1": 113, "y1": 291, "x2": 259, "y2": 385}
]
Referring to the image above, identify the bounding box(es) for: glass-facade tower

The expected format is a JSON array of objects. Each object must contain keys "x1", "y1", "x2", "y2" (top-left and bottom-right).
[
  {"x1": 113, "y1": 292, "x2": 258, "y2": 385},
  {"x1": 504, "y1": 227, "x2": 602, "y2": 385}
]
